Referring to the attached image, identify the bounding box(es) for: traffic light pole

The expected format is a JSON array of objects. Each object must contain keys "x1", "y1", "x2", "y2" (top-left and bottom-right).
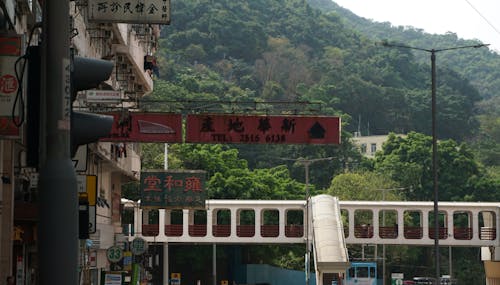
[{"x1": 38, "y1": 1, "x2": 79, "y2": 284}]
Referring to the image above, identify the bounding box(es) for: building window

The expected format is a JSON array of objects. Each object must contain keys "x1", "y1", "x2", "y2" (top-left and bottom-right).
[
  {"x1": 370, "y1": 143, "x2": 377, "y2": 154},
  {"x1": 360, "y1": 143, "x2": 367, "y2": 153}
]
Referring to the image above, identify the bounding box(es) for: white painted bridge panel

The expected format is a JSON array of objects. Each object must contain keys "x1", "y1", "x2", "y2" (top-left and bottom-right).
[{"x1": 123, "y1": 197, "x2": 500, "y2": 248}]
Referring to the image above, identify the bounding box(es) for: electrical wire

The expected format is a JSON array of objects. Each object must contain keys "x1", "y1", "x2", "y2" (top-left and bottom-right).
[
  {"x1": 464, "y1": 0, "x2": 500, "y2": 38},
  {"x1": 12, "y1": 23, "x2": 41, "y2": 127},
  {"x1": 12, "y1": 55, "x2": 27, "y2": 127}
]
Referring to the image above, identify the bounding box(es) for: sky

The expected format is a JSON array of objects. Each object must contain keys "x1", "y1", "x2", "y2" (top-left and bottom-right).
[{"x1": 332, "y1": 0, "x2": 500, "y2": 52}]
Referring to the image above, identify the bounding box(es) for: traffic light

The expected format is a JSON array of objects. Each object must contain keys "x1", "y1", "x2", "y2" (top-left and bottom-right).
[
  {"x1": 70, "y1": 56, "x2": 114, "y2": 156},
  {"x1": 26, "y1": 46, "x2": 41, "y2": 168},
  {"x1": 78, "y1": 194, "x2": 89, "y2": 239}
]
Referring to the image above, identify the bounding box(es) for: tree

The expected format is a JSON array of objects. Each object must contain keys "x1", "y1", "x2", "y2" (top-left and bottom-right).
[
  {"x1": 327, "y1": 171, "x2": 401, "y2": 201},
  {"x1": 373, "y1": 132, "x2": 498, "y2": 201}
]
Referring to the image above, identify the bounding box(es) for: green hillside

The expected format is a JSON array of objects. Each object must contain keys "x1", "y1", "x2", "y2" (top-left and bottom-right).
[
  {"x1": 310, "y1": 0, "x2": 500, "y2": 100},
  {"x1": 151, "y1": 0, "x2": 490, "y2": 141}
]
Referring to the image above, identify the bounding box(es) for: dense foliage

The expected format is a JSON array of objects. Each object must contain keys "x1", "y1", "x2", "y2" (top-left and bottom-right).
[{"x1": 123, "y1": 0, "x2": 500, "y2": 282}]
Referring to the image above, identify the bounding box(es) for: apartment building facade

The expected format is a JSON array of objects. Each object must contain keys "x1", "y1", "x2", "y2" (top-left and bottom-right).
[{"x1": 0, "y1": 1, "x2": 159, "y2": 283}]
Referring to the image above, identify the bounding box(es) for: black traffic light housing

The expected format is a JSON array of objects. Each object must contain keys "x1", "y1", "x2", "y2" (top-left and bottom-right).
[
  {"x1": 78, "y1": 195, "x2": 90, "y2": 239},
  {"x1": 26, "y1": 46, "x2": 41, "y2": 168},
  {"x1": 70, "y1": 55, "x2": 114, "y2": 156}
]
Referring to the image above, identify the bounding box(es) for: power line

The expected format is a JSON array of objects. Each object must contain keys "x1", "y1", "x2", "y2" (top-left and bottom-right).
[{"x1": 464, "y1": 0, "x2": 500, "y2": 38}]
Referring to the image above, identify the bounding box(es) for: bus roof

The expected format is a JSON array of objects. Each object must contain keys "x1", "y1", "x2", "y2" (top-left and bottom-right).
[{"x1": 350, "y1": 262, "x2": 377, "y2": 267}]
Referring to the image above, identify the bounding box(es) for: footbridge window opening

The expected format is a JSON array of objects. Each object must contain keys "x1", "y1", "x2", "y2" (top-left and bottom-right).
[
  {"x1": 479, "y1": 211, "x2": 497, "y2": 240},
  {"x1": 428, "y1": 210, "x2": 448, "y2": 240},
  {"x1": 213, "y1": 208, "x2": 231, "y2": 237},
  {"x1": 354, "y1": 210, "x2": 373, "y2": 238},
  {"x1": 142, "y1": 209, "x2": 159, "y2": 236},
  {"x1": 121, "y1": 202, "x2": 136, "y2": 235},
  {"x1": 453, "y1": 211, "x2": 472, "y2": 240},
  {"x1": 341, "y1": 209, "x2": 349, "y2": 238},
  {"x1": 237, "y1": 209, "x2": 255, "y2": 237},
  {"x1": 285, "y1": 209, "x2": 304, "y2": 237},
  {"x1": 403, "y1": 210, "x2": 422, "y2": 239},
  {"x1": 261, "y1": 209, "x2": 279, "y2": 237},
  {"x1": 189, "y1": 210, "x2": 207, "y2": 237},
  {"x1": 379, "y1": 210, "x2": 398, "y2": 239},
  {"x1": 165, "y1": 209, "x2": 183, "y2": 236}
]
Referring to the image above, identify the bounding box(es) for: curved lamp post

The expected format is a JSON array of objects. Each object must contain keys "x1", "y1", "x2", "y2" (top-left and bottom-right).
[{"x1": 381, "y1": 41, "x2": 488, "y2": 282}]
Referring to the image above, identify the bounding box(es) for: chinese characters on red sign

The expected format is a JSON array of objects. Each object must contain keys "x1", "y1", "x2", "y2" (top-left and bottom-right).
[
  {"x1": 141, "y1": 170, "x2": 206, "y2": 208},
  {"x1": 186, "y1": 114, "x2": 341, "y2": 144},
  {"x1": 0, "y1": 36, "x2": 22, "y2": 138}
]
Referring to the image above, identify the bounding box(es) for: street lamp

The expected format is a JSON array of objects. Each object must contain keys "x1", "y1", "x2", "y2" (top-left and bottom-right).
[
  {"x1": 282, "y1": 156, "x2": 335, "y2": 285},
  {"x1": 381, "y1": 41, "x2": 488, "y2": 282}
]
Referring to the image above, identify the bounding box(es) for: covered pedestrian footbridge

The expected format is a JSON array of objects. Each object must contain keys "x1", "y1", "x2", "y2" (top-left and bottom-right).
[{"x1": 123, "y1": 196, "x2": 500, "y2": 285}]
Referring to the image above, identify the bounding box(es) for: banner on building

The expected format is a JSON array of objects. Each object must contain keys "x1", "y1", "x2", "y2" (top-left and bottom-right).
[
  {"x1": 88, "y1": 0, "x2": 171, "y2": 24},
  {"x1": 186, "y1": 114, "x2": 341, "y2": 144},
  {"x1": 0, "y1": 36, "x2": 22, "y2": 138},
  {"x1": 140, "y1": 170, "x2": 206, "y2": 209},
  {"x1": 101, "y1": 112, "x2": 183, "y2": 143}
]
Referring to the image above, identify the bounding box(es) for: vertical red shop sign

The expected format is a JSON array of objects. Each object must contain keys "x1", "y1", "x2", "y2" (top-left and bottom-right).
[
  {"x1": 140, "y1": 170, "x2": 206, "y2": 209},
  {"x1": 186, "y1": 114, "x2": 341, "y2": 144},
  {"x1": 0, "y1": 36, "x2": 22, "y2": 138}
]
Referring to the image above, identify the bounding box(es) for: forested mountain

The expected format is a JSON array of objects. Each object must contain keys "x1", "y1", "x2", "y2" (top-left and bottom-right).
[
  {"x1": 309, "y1": 0, "x2": 500, "y2": 101},
  {"x1": 152, "y1": 0, "x2": 491, "y2": 141}
]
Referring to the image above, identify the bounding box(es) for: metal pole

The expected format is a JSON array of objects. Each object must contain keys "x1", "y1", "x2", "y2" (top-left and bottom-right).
[
  {"x1": 431, "y1": 50, "x2": 440, "y2": 282},
  {"x1": 305, "y1": 161, "x2": 310, "y2": 285},
  {"x1": 163, "y1": 244, "x2": 169, "y2": 285},
  {"x1": 449, "y1": 246, "x2": 452, "y2": 278},
  {"x1": 213, "y1": 244, "x2": 217, "y2": 285},
  {"x1": 382, "y1": 190, "x2": 386, "y2": 285},
  {"x1": 38, "y1": 1, "x2": 79, "y2": 285},
  {"x1": 380, "y1": 40, "x2": 488, "y2": 285},
  {"x1": 163, "y1": 144, "x2": 169, "y2": 285}
]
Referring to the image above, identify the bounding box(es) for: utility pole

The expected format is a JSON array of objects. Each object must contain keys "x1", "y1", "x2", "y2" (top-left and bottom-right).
[
  {"x1": 381, "y1": 41, "x2": 488, "y2": 283},
  {"x1": 285, "y1": 157, "x2": 335, "y2": 285},
  {"x1": 38, "y1": 1, "x2": 79, "y2": 284}
]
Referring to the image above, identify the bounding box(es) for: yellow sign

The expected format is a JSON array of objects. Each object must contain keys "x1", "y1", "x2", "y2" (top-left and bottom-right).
[
  {"x1": 123, "y1": 251, "x2": 133, "y2": 271},
  {"x1": 171, "y1": 273, "x2": 181, "y2": 285},
  {"x1": 13, "y1": 226, "x2": 24, "y2": 241},
  {"x1": 77, "y1": 175, "x2": 97, "y2": 206},
  {"x1": 86, "y1": 175, "x2": 97, "y2": 206}
]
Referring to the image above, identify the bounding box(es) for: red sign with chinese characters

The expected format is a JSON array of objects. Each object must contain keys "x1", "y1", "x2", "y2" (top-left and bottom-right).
[
  {"x1": 140, "y1": 170, "x2": 206, "y2": 209},
  {"x1": 100, "y1": 112, "x2": 182, "y2": 142},
  {"x1": 0, "y1": 36, "x2": 22, "y2": 138},
  {"x1": 186, "y1": 114, "x2": 341, "y2": 144}
]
